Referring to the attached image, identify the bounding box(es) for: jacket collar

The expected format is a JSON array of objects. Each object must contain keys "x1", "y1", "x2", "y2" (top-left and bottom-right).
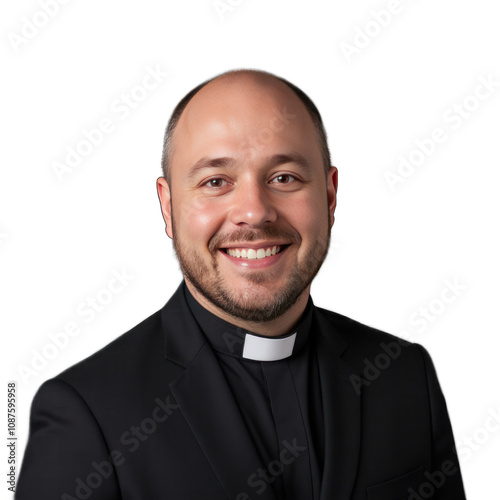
[{"x1": 161, "y1": 280, "x2": 206, "y2": 368}]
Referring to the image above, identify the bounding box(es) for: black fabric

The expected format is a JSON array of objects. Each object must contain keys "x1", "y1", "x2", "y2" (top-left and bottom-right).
[
  {"x1": 184, "y1": 285, "x2": 323, "y2": 500},
  {"x1": 15, "y1": 280, "x2": 467, "y2": 500}
]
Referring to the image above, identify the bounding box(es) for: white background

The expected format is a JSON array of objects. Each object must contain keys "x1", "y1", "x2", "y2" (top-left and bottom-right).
[{"x1": 2, "y1": 0, "x2": 499, "y2": 497}]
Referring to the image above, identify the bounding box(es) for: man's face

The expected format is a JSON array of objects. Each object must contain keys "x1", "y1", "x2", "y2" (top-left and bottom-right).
[{"x1": 158, "y1": 75, "x2": 337, "y2": 323}]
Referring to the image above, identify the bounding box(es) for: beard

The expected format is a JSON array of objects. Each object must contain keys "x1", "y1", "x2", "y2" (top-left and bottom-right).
[{"x1": 171, "y1": 207, "x2": 332, "y2": 324}]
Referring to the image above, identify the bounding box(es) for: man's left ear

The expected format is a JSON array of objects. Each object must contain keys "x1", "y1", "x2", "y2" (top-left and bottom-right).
[
  {"x1": 327, "y1": 166, "x2": 338, "y2": 227},
  {"x1": 156, "y1": 177, "x2": 173, "y2": 239}
]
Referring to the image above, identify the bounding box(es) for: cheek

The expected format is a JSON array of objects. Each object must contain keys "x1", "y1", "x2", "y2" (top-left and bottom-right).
[
  {"x1": 177, "y1": 198, "x2": 224, "y2": 243},
  {"x1": 284, "y1": 192, "x2": 328, "y2": 241}
]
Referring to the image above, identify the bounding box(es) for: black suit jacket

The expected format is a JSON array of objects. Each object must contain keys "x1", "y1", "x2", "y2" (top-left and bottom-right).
[{"x1": 16, "y1": 281, "x2": 466, "y2": 499}]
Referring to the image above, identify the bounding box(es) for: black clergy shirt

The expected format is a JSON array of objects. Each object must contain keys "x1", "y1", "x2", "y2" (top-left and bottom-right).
[{"x1": 184, "y1": 284, "x2": 325, "y2": 500}]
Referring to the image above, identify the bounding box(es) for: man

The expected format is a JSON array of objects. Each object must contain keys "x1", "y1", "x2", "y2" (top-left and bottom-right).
[{"x1": 16, "y1": 69, "x2": 467, "y2": 499}]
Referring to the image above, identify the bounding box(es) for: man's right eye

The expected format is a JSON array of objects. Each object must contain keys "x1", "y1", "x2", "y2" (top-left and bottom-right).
[{"x1": 204, "y1": 178, "x2": 229, "y2": 188}]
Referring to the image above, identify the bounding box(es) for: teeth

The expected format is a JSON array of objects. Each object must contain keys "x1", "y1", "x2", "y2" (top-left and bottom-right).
[{"x1": 226, "y1": 245, "x2": 282, "y2": 259}]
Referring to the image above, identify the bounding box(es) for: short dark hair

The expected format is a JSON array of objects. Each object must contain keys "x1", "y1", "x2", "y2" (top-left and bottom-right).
[{"x1": 161, "y1": 69, "x2": 331, "y2": 185}]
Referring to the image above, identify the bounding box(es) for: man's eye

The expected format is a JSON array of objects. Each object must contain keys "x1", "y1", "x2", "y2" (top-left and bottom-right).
[
  {"x1": 204, "y1": 178, "x2": 228, "y2": 188},
  {"x1": 271, "y1": 174, "x2": 297, "y2": 184}
]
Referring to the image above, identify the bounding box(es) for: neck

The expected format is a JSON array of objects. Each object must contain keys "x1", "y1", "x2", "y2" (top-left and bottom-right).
[{"x1": 184, "y1": 280, "x2": 311, "y2": 337}]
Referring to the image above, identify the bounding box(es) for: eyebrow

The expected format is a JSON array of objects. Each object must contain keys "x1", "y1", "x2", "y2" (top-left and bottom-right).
[
  {"x1": 187, "y1": 156, "x2": 236, "y2": 180},
  {"x1": 186, "y1": 152, "x2": 312, "y2": 180}
]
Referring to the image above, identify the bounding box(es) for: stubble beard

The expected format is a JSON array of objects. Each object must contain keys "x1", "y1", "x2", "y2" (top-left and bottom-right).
[{"x1": 171, "y1": 208, "x2": 332, "y2": 323}]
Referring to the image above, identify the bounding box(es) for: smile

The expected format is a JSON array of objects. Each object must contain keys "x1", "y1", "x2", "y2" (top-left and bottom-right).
[{"x1": 222, "y1": 245, "x2": 289, "y2": 260}]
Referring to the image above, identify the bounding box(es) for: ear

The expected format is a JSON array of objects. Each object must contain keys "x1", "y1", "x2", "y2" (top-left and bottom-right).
[
  {"x1": 156, "y1": 177, "x2": 173, "y2": 239},
  {"x1": 326, "y1": 166, "x2": 338, "y2": 228}
]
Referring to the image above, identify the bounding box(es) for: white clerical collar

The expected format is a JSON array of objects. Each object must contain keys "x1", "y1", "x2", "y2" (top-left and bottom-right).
[
  {"x1": 183, "y1": 281, "x2": 312, "y2": 362},
  {"x1": 242, "y1": 332, "x2": 297, "y2": 361}
]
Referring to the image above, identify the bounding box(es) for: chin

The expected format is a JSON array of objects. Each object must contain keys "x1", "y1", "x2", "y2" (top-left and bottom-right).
[{"x1": 228, "y1": 287, "x2": 271, "y2": 304}]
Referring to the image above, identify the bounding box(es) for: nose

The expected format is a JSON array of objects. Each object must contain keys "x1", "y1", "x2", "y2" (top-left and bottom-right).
[{"x1": 228, "y1": 178, "x2": 278, "y2": 227}]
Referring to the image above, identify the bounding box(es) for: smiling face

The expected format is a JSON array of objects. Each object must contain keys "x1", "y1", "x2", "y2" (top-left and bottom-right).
[{"x1": 157, "y1": 73, "x2": 337, "y2": 325}]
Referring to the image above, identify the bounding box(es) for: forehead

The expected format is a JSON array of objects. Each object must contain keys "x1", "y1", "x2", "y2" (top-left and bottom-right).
[{"x1": 170, "y1": 75, "x2": 322, "y2": 177}]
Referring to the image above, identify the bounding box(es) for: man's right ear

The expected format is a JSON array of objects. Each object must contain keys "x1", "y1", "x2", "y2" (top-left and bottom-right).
[{"x1": 156, "y1": 177, "x2": 173, "y2": 239}]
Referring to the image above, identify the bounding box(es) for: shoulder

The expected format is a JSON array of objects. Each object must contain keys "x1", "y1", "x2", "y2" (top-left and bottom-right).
[
  {"x1": 313, "y1": 304, "x2": 430, "y2": 372},
  {"x1": 45, "y1": 306, "x2": 169, "y2": 397},
  {"x1": 25, "y1": 302, "x2": 185, "y2": 445},
  {"x1": 314, "y1": 305, "x2": 412, "y2": 348},
  {"x1": 312, "y1": 306, "x2": 444, "y2": 407}
]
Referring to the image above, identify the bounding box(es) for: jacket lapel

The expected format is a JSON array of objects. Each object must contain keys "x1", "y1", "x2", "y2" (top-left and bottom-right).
[
  {"x1": 161, "y1": 282, "x2": 277, "y2": 500},
  {"x1": 314, "y1": 308, "x2": 362, "y2": 500}
]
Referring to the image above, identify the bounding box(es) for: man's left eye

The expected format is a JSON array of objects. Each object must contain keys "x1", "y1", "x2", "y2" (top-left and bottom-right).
[{"x1": 271, "y1": 174, "x2": 297, "y2": 184}]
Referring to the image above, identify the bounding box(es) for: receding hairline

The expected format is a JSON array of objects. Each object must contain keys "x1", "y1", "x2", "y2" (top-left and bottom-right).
[
  {"x1": 169, "y1": 70, "x2": 309, "y2": 161},
  {"x1": 186, "y1": 71, "x2": 294, "y2": 122},
  {"x1": 161, "y1": 68, "x2": 331, "y2": 185},
  {"x1": 184, "y1": 69, "x2": 295, "y2": 101},
  {"x1": 173, "y1": 71, "x2": 270, "y2": 139}
]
